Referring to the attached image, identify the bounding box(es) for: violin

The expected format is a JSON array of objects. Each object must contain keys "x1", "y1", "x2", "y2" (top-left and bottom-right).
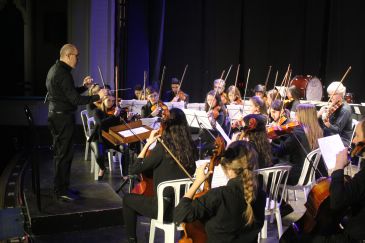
[
  {"x1": 322, "y1": 99, "x2": 343, "y2": 123},
  {"x1": 180, "y1": 136, "x2": 225, "y2": 243},
  {"x1": 266, "y1": 120, "x2": 300, "y2": 140},
  {"x1": 350, "y1": 140, "x2": 365, "y2": 159},
  {"x1": 172, "y1": 90, "x2": 188, "y2": 102},
  {"x1": 151, "y1": 100, "x2": 169, "y2": 119}
]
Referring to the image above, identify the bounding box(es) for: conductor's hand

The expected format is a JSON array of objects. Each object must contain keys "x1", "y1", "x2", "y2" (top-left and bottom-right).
[
  {"x1": 83, "y1": 76, "x2": 93, "y2": 88},
  {"x1": 98, "y1": 89, "x2": 109, "y2": 100}
]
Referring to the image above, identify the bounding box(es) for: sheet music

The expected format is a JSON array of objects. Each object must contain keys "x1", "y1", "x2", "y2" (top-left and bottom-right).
[
  {"x1": 118, "y1": 127, "x2": 149, "y2": 137},
  {"x1": 194, "y1": 160, "x2": 229, "y2": 189},
  {"x1": 215, "y1": 123, "x2": 231, "y2": 145},
  {"x1": 226, "y1": 104, "x2": 245, "y2": 120},
  {"x1": 183, "y1": 109, "x2": 213, "y2": 130},
  {"x1": 318, "y1": 134, "x2": 345, "y2": 170},
  {"x1": 211, "y1": 164, "x2": 229, "y2": 188},
  {"x1": 140, "y1": 117, "x2": 160, "y2": 130},
  {"x1": 165, "y1": 101, "x2": 185, "y2": 110},
  {"x1": 187, "y1": 103, "x2": 205, "y2": 111}
]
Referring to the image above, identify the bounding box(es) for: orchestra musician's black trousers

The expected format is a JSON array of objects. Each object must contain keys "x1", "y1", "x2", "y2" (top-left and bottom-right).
[
  {"x1": 123, "y1": 194, "x2": 173, "y2": 239},
  {"x1": 48, "y1": 112, "x2": 75, "y2": 194}
]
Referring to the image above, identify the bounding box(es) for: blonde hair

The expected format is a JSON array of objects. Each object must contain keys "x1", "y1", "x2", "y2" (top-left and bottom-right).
[
  {"x1": 296, "y1": 104, "x2": 323, "y2": 150},
  {"x1": 100, "y1": 96, "x2": 115, "y2": 113},
  {"x1": 221, "y1": 141, "x2": 259, "y2": 225},
  {"x1": 227, "y1": 85, "x2": 242, "y2": 99}
]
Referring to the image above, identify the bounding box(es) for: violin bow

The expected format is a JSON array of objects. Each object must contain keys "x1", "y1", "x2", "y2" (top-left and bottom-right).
[
  {"x1": 274, "y1": 64, "x2": 290, "y2": 101},
  {"x1": 327, "y1": 66, "x2": 352, "y2": 104},
  {"x1": 242, "y1": 68, "x2": 250, "y2": 102},
  {"x1": 219, "y1": 70, "x2": 226, "y2": 80},
  {"x1": 264, "y1": 65, "x2": 272, "y2": 90},
  {"x1": 234, "y1": 64, "x2": 240, "y2": 88},
  {"x1": 158, "y1": 66, "x2": 166, "y2": 100},
  {"x1": 143, "y1": 71, "x2": 147, "y2": 100},
  {"x1": 97, "y1": 65, "x2": 106, "y2": 88},
  {"x1": 177, "y1": 64, "x2": 188, "y2": 95},
  {"x1": 157, "y1": 137, "x2": 194, "y2": 181},
  {"x1": 115, "y1": 66, "x2": 118, "y2": 102},
  {"x1": 224, "y1": 64, "x2": 233, "y2": 82},
  {"x1": 272, "y1": 70, "x2": 279, "y2": 90}
]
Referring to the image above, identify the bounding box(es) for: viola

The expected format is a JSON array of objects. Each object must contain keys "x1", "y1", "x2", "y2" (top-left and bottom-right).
[
  {"x1": 280, "y1": 176, "x2": 350, "y2": 242},
  {"x1": 266, "y1": 120, "x2": 300, "y2": 140},
  {"x1": 180, "y1": 136, "x2": 225, "y2": 243},
  {"x1": 350, "y1": 140, "x2": 365, "y2": 159}
]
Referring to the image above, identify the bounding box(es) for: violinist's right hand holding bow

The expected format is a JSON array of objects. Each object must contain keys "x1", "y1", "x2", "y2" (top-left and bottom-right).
[
  {"x1": 184, "y1": 162, "x2": 213, "y2": 199},
  {"x1": 151, "y1": 106, "x2": 161, "y2": 117}
]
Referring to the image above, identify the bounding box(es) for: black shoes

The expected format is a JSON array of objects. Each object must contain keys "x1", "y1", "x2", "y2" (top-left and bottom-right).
[
  {"x1": 98, "y1": 169, "x2": 106, "y2": 181},
  {"x1": 280, "y1": 201, "x2": 294, "y2": 217}
]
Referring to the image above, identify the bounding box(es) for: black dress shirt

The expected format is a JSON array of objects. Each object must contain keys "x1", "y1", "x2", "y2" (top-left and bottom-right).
[{"x1": 46, "y1": 60, "x2": 99, "y2": 112}]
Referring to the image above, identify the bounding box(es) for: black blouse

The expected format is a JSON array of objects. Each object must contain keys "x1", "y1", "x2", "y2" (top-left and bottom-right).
[{"x1": 174, "y1": 177, "x2": 266, "y2": 243}]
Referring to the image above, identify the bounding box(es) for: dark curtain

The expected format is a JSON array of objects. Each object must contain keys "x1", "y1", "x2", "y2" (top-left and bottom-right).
[{"x1": 124, "y1": 0, "x2": 365, "y2": 103}]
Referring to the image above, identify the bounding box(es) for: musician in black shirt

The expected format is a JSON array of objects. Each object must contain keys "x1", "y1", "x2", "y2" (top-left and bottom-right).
[
  {"x1": 46, "y1": 44, "x2": 107, "y2": 201},
  {"x1": 123, "y1": 108, "x2": 197, "y2": 243}
]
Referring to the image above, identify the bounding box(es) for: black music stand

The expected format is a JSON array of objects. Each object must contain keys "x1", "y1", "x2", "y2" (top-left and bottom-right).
[{"x1": 24, "y1": 105, "x2": 41, "y2": 211}]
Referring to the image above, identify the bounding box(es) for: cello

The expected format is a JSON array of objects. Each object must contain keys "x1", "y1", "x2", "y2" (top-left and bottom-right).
[{"x1": 179, "y1": 136, "x2": 225, "y2": 243}]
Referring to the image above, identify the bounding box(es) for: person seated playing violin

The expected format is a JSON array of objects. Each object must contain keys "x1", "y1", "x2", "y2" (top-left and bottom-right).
[
  {"x1": 253, "y1": 84, "x2": 267, "y2": 101},
  {"x1": 132, "y1": 84, "x2": 144, "y2": 100},
  {"x1": 123, "y1": 108, "x2": 197, "y2": 243},
  {"x1": 317, "y1": 81, "x2": 353, "y2": 147},
  {"x1": 164, "y1": 77, "x2": 189, "y2": 103},
  {"x1": 141, "y1": 88, "x2": 167, "y2": 118},
  {"x1": 88, "y1": 95, "x2": 128, "y2": 180},
  {"x1": 272, "y1": 104, "x2": 327, "y2": 186},
  {"x1": 235, "y1": 114, "x2": 273, "y2": 169},
  {"x1": 214, "y1": 78, "x2": 229, "y2": 105},
  {"x1": 174, "y1": 140, "x2": 266, "y2": 243},
  {"x1": 269, "y1": 99, "x2": 290, "y2": 126},
  {"x1": 227, "y1": 85, "x2": 243, "y2": 105},
  {"x1": 86, "y1": 83, "x2": 102, "y2": 115},
  {"x1": 300, "y1": 118, "x2": 365, "y2": 242}
]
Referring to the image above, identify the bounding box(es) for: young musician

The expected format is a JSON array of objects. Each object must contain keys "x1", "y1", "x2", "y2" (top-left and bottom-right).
[
  {"x1": 205, "y1": 90, "x2": 227, "y2": 129},
  {"x1": 269, "y1": 99, "x2": 290, "y2": 126},
  {"x1": 272, "y1": 104, "x2": 326, "y2": 186},
  {"x1": 302, "y1": 118, "x2": 365, "y2": 242},
  {"x1": 164, "y1": 77, "x2": 189, "y2": 103},
  {"x1": 317, "y1": 81, "x2": 352, "y2": 146},
  {"x1": 133, "y1": 84, "x2": 143, "y2": 100},
  {"x1": 227, "y1": 85, "x2": 243, "y2": 105},
  {"x1": 141, "y1": 88, "x2": 166, "y2": 118},
  {"x1": 214, "y1": 78, "x2": 229, "y2": 105},
  {"x1": 266, "y1": 89, "x2": 282, "y2": 108},
  {"x1": 253, "y1": 84, "x2": 267, "y2": 100},
  {"x1": 174, "y1": 140, "x2": 266, "y2": 243},
  {"x1": 285, "y1": 85, "x2": 301, "y2": 112},
  {"x1": 123, "y1": 108, "x2": 197, "y2": 243},
  {"x1": 240, "y1": 114, "x2": 273, "y2": 168},
  {"x1": 88, "y1": 95, "x2": 126, "y2": 180},
  {"x1": 249, "y1": 96, "x2": 268, "y2": 118}
]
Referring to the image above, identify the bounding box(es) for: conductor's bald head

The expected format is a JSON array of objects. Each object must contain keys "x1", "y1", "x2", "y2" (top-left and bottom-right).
[{"x1": 59, "y1": 44, "x2": 79, "y2": 69}]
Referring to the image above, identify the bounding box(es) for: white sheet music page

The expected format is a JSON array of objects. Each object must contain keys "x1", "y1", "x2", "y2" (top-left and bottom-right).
[
  {"x1": 118, "y1": 127, "x2": 149, "y2": 137},
  {"x1": 318, "y1": 134, "x2": 345, "y2": 170},
  {"x1": 211, "y1": 164, "x2": 229, "y2": 188}
]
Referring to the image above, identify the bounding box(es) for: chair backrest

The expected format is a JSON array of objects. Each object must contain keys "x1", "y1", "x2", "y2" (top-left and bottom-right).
[
  {"x1": 256, "y1": 166, "x2": 291, "y2": 208},
  {"x1": 80, "y1": 109, "x2": 95, "y2": 139},
  {"x1": 297, "y1": 148, "x2": 322, "y2": 186},
  {"x1": 351, "y1": 119, "x2": 359, "y2": 143},
  {"x1": 155, "y1": 178, "x2": 193, "y2": 223}
]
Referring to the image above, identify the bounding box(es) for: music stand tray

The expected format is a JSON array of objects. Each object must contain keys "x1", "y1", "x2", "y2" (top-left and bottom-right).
[{"x1": 105, "y1": 120, "x2": 152, "y2": 145}]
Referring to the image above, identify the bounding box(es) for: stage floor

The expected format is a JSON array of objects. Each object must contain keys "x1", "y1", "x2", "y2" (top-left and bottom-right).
[{"x1": 22, "y1": 144, "x2": 312, "y2": 243}]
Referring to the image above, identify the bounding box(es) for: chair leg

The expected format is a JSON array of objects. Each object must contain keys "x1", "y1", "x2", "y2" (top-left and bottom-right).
[
  {"x1": 90, "y1": 150, "x2": 95, "y2": 173},
  {"x1": 275, "y1": 210, "x2": 283, "y2": 238},
  {"x1": 260, "y1": 217, "x2": 268, "y2": 239},
  {"x1": 94, "y1": 161, "x2": 100, "y2": 181},
  {"x1": 148, "y1": 220, "x2": 156, "y2": 243},
  {"x1": 163, "y1": 226, "x2": 175, "y2": 243},
  {"x1": 303, "y1": 188, "x2": 307, "y2": 202},
  {"x1": 85, "y1": 142, "x2": 89, "y2": 161},
  {"x1": 293, "y1": 190, "x2": 297, "y2": 201},
  {"x1": 118, "y1": 152, "x2": 123, "y2": 177},
  {"x1": 107, "y1": 151, "x2": 113, "y2": 172}
]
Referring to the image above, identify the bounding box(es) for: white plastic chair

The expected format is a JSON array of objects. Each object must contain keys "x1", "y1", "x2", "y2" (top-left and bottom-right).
[
  {"x1": 80, "y1": 109, "x2": 95, "y2": 161},
  {"x1": 149, "y1": 178, "x2": 193, "y2": 243},
  {"x1": 256, "y1": 165, "x2": 291, "y2": 239},
  {"x1": 285, "y1": 148, "x2": 322, "y2": 202}
]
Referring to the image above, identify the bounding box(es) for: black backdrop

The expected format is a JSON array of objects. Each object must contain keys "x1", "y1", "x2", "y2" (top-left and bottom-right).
[{"x1": 125, "y1": 0, "x2": 365, "y2": 103}]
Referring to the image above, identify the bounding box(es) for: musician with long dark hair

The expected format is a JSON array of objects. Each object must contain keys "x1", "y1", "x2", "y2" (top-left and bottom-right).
[
  {"x1": 123, "y1": 108, "x2": 197, "y2": 243},
  {"x1": 174, "y1": 140, "x2": 266, "y2": 243}
]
